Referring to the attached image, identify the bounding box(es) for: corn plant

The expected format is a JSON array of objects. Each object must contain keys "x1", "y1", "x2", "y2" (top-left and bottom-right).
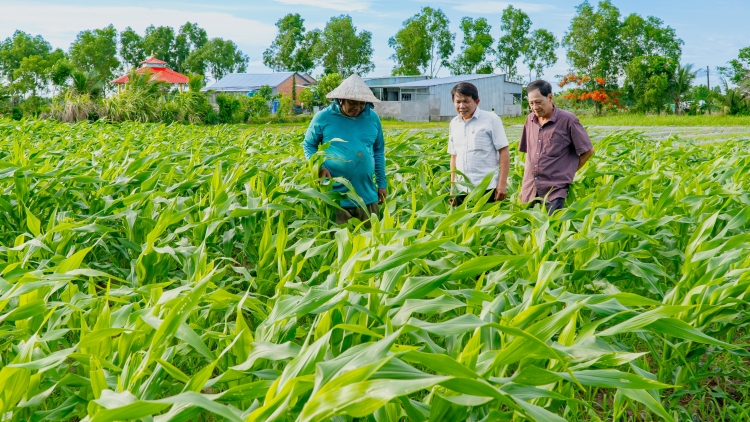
[{"x1": 0, "y1": 119, "x2": 749, "y2": 422}]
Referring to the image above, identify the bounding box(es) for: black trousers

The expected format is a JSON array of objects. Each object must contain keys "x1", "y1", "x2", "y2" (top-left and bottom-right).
[
  {"x1": 530, "y1": 197, "x2": 565, "y2": 215},
  {"x1": 335, "y1": 203, "x2": 379, "y2": 227}
]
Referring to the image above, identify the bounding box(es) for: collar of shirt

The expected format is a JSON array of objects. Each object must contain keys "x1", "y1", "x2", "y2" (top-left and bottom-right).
[
  {"x1": 332, "y1": 100, "x2": 372, "y2": 118},
  {"x1": 530, "y1": 106, "x2": 559, "y2": 127},
  {"x1": 454, "y1": 108, "x2": 482, "y2": 124}
]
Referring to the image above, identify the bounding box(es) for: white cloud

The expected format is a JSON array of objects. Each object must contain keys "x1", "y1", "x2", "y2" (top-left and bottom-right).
[
  {"x1": 274, "y1": 0, "x2": 371, "y2": 12},
  {"x1": 453, "y1": 1, "x2": 555, "y2": 14},
  {"x1": 0, "y1": 4, "x2": 276, "y2": 51}
]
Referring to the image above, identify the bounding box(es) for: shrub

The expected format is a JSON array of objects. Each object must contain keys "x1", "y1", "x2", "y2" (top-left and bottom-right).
[
  {"x1": 216, "y1": 93, "x2": 243, "y2": 124},
  {"x1": 49, "y1": 91, "x2": 96, "y2": 122}
]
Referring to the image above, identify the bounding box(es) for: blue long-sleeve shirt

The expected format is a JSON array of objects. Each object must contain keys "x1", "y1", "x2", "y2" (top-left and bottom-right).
[{"x1": 302, "y1": 102, "x2": 386, "y2": 208}]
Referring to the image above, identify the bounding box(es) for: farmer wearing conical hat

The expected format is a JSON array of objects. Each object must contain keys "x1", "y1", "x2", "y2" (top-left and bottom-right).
[{"x1": 302, "y1": 74, "x2": 387, "y2": 225}]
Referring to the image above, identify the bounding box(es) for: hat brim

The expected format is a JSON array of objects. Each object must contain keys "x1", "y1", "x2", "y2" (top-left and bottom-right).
[{"x1": 326, "y1": 92, "x2": 381, "y2": 103}]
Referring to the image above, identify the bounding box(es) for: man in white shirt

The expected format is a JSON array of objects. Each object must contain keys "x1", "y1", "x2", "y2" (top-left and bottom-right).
[{"x1": 448, "y1": 82, "x2": 510, "y2": 206}]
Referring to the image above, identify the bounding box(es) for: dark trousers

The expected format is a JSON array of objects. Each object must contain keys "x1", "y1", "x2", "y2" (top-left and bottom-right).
[
  {"x1": 336, "y1": 203, "x2": 379, "y2": 226},
  {"x1": 530, "y1": 196, "x2": 565, "y2": 215},
  {"x1": 450, "y1": 189, "x2": 498, "y2": 207}
]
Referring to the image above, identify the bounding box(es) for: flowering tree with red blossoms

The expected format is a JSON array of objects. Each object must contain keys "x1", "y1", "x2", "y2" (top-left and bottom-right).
[{"x1": 558, "y1": 74, "x2": 622, "y2": 115}]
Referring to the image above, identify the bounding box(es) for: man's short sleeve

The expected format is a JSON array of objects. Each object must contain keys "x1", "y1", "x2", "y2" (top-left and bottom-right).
[
  {"x1": 569, "y1": 116, "x2": 593, "y2": 155},
  {"x1": 490, "y1": 114, "x2": 509, "y2": 150},
  {"x1": 519, "y1": 120, "x2": 528, "y2": 153}
]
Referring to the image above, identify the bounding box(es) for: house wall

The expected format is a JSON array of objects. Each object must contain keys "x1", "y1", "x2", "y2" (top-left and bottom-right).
[
  {"x1": 275, "y1": 75, "x2": 303, "y2": 105},
  {"x1": 373, "y1": 102, "x2": 402, "y2": 120},
  {"x1": 430, "y1": 75, "x2": 523, "y2": 118},
  {"x1": 375, "y1": 101, "x2": 435, "y2": 122},
  {"x1": 371, "y1": 75, "x2": 523, "y2": 121}
]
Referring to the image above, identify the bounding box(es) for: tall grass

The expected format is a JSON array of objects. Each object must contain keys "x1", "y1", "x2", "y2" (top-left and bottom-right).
[{"x1": 0, "y1": 120, "x2": 748, "y2": 421}]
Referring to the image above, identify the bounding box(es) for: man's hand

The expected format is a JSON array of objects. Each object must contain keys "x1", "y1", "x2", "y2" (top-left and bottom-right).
[
  {"x1": 318, "y1": 167, "x2": 331, "y2": 180},
  {"x1": 494, "y1": 184, "x2": 507, "y2": 201},
  {"x1": 378, "y1": 188, "x2": 387, "y2": 204}
]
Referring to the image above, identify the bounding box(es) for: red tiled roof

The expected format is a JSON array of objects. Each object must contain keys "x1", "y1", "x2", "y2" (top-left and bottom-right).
[
  {"x1": 140, "y1": 56, "x2": 168, "y2": 65},
  {"x1": 111, "y1": 67, "x2": 189, "y2": 85}
]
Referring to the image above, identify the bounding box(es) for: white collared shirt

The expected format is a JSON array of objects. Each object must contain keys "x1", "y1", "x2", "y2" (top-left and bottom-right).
[{"x1": 448, "y1": 108, "x2": 509, "y2": 193}]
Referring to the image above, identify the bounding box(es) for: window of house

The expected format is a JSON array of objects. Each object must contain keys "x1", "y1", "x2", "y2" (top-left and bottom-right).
[{"x1": 401, "y1": 93, "x2": 412, "y2": 101}]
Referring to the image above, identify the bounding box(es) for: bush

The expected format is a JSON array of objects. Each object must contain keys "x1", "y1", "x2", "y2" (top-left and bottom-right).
[
  {"x1": 247, "y1": 114, "x2": 312, "y2": 124},
  {"x1": 20, "y1": 95, "x2": 49, "y2": 117},
  {"x1": 276, "y1": 94, "x2": 294, "y2": 117},
  {"x1": 160, "y1": 99, "x2": 181, "y2": 124},
  {"x1": 216, "y1": 93, "x2": 243, "y2": 124},
  {"x1": 49, "y1": 91, "x2": 96, "y2": 122},
  {"x1": 99, "y1": 88, "x2": 161, "y2": 123}
]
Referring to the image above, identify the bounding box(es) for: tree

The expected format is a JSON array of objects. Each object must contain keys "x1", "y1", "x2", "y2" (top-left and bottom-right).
[
  {"x1": 564, "y1": 1, "x2": 683, "y2": 89},
  {"x1": 174, "y1": 22, "x2": 207, "y2": 73},
  {"x1": 559, "y1": 74, "x2": 621, "y2": 114},
  {"x1": 388, "y1": 7, "x2": 454, "y2": 77},
  {"x1": 187, "y1": 73, "x2": 204, "y2": 92},
  {"x1": 185, "y1": 38, "x2": 249, "y2": 80},
  {"x1": 496, "y1": 6, "x2": 531, "y2": 78},
  {"x1": 672, "y1": 63, "x2": 696, "y2": 114},
  {"x1": 71, "y1": 70, "x2": 105, "y2": 97},
  {"x1": 316, "y1": 15, "x2": 374, "y2": 77},
  {"x1": 0, "y1": 31, "x2": 52, "y2": 85},
  {"x1": 620, "y1": 14, "x2": 682, "y2": 64},
  {"x1": 50, "y1": 57, "x2": 73, "y2": 88},
  {"x1": 523, "y1": 29, "x2": 558, "y2": 81},
  {"x1": 718, "y1": 46, "x2": 750, "y2": 87},
  {"x1": 299, "y1": 72, "x2": 342, "y2": 110},
  {"x1": 562, "y1": 1, "x2": 623, "y2": 83},
  {"x1": 142, "y1": 25, "x2": 176, "y2": 66},
  {"x1": 70, "y1": 25, "x2": 120, "y2": 82},
  {"x1": 623, "y1": 55, "x2": 676, "y2": 113},
  {"x1": 450, "y1": 17, "x2": 495, "y2": 75},
  {"x1": 120, "y1": 27, "x2": 145, "y2": 70},
  {"x1": 263, "y1": 13, "x2": 320, "y2": 73},
  {"x1": 13, "y1": 55, "x2": 50, "y2": 97}
]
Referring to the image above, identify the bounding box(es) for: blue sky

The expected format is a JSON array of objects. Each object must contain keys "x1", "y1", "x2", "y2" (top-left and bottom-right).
[{"x1": 1, "y1": 0, "x2": 748, "y2": 85}]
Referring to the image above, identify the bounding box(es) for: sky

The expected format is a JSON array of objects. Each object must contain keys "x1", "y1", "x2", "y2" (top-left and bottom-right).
[{"x1": 1, "y1": 0, "x2": 748, "y2": 86}]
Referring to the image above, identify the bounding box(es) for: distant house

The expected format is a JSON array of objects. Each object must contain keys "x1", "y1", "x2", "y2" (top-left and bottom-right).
[
  {"x1": 201, "y1": 72, "x2": 316, "y2": 105},
  {"x1": 111, "y1": 55, "x2": 189, "y2": 92},
  {"x1": 364, "y1": 74, "x2": 523, "y2": 121}
]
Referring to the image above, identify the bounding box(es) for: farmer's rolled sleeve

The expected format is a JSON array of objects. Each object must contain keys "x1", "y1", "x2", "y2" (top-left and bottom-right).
[{"x1": 519, "y1": 107, "x2": 593, "y2": 203}]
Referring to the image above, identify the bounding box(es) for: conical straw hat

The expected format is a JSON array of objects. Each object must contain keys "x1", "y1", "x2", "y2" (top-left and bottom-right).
[{"x1": 326, "y1": 74, "x2": 380, "y2": 103}]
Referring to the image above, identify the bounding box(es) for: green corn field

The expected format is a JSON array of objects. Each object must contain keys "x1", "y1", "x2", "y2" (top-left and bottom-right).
[{"x1": 0, "y1": 119, "x2": 749, "y2": 422}]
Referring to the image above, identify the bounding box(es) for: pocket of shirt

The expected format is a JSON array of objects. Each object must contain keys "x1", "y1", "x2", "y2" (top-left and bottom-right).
[
  {"x1": 469, "y1": 129, "x2": 492, "y2": 151},
  {"x1": 543, "y1": 133, "x2": 571, "y2": 157}
]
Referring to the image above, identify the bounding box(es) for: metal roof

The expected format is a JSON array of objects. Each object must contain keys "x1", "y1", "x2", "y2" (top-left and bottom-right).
[
  {"x1": 367, "y1": 73, "x2": 511, "y2": 88},
  {"x1": 202, "y1": 72, "x2": 297, "y2": 92}
]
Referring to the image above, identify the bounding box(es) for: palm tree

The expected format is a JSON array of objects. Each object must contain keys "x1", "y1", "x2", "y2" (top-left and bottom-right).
[
  {"x1": 187, "y1": 73, "x2": 204, "y2": 93},
  {"x1": 673, "y1": 63, "x2": 696, "y2": 115},
  {"x1": 71, "y1": 71, "x2": 104, "y2": 98}
]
